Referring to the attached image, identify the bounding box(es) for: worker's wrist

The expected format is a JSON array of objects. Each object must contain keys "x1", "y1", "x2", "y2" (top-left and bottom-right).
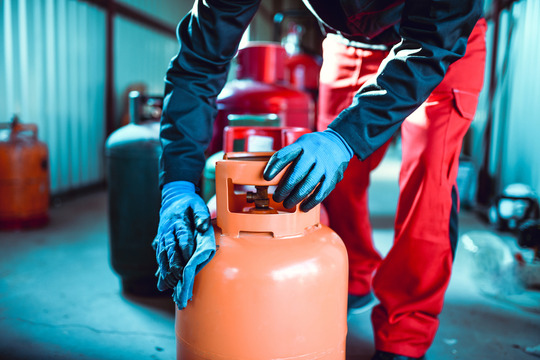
[{"x1": 323, "y1": 129, "x2": 354, "y2": 159}]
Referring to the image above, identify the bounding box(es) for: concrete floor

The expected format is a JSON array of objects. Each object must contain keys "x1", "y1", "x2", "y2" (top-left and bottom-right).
[{"x1": 1, "y1": 149, "x2": 540, "y2": 360}]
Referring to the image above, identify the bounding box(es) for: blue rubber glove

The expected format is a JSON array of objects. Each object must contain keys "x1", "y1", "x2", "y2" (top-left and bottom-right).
[
  {"x1": 263, "y1": 129, "x2": 354, "y2": 212},
  {"x1": 152, "y1": 181, "x2": 216, "y2": 309}
]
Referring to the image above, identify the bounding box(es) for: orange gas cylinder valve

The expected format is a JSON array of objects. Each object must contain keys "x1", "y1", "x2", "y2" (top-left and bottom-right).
[{"x1": 245, "y1": 185, "x2": 279, "y2": 214}]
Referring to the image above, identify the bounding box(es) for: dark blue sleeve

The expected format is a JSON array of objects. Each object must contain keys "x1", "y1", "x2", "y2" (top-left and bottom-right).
[
  {"x1": 328, "y1": 0, "x2": 484, "y2": 160},
  {"x1": 159, "y1": 0, "x2": 261, "y2": 187}
]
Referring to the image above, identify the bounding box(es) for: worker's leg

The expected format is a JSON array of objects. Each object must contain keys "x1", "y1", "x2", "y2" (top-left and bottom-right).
[
  {"x1": 318, "y1": 36, "x2": 390, "y2": 296},
  {"x1": 371, "y1": 19, "x2": 487, "y2": 357}
]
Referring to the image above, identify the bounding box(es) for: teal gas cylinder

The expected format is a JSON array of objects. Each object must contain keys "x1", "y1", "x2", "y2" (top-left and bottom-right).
[{"x1": 105, "y1": 91, "x2": 164, "y2": 296}]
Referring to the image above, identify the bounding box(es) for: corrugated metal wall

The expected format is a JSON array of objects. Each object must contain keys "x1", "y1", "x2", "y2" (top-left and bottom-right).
[
  {"x1": 113, "y1": 0, "x2": 192, "y2": 126},
  {"x1": 116, "y1": 0, "x2": 191, "y2": 26},
  {"x1": 113, "y1": 17, "x2": 179, "y2": 127},
  {"x1": 473, "y1": 0, "x2": 540, "y2": 195},
  {"x1": 499, "y1": 0, "x2": 540, "y2": 193},
  {"x1": 4, "y1": 0, "x2": 538, "y2": 197},
  {"x1": 1, "y1": 0, "x2": 186, "y2": 195},
  {"x1": 1, "y1": 0, "x2": 107, "y2": 194}
]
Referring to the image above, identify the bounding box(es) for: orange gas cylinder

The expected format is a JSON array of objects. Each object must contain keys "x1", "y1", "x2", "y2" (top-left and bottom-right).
[
  {"x1": 0, "y1": 118, "x2": 49, "y2": 230},
  {"x1": 176, "y1": 153, "x2": 348, "y2": 360}
]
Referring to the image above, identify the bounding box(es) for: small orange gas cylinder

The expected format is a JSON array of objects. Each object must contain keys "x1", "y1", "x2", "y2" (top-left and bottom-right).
[
  {"x1": 0, "y1": 117, "x2": 49, "y2": 230},
  {"x1": 176, "y1": 153, "x2": 348, "y2": 360}
]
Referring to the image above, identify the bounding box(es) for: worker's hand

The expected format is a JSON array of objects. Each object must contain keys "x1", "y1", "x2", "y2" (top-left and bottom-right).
[
  {"x1": 152, "y1": 181, "x2": 216, "y2": 309},
  {"x1": 263, "y1": 129, "x2": 353, "y2": 212}
]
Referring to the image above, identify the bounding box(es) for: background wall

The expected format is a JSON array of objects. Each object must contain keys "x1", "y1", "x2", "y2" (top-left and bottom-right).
[
  {"x1": 1, "y1": 0, "x2": 107, "y2": 194},
  {"x1": 494, "y1": 0, "x2": 540, "y2": 194},
  {"x1": 115, "y1": 0, "x2": 190, "y2": 26},
  {"x1": 471, "y1": 0, "x2": 540, "y2": 199},
  {"x1": 0, "y1": 0, "x2": 187, "y2": 195},
  {"x1": 113, "y1": 0, "x2": 193, "y2": 126},
  {"x1": 2, "y1": 0, "x2": 538, "y2": 202},
  {"x1": 113, "y1": 17, "x2": 178, "y2": 127}
]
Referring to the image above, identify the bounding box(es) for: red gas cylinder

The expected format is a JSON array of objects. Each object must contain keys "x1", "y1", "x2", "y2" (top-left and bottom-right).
[
  {"x1": 0, "y1": 117, "x2": 49, "y2": 230},
  {"x1": 176, "y1": 153, "x2": 348, "y2": 359},
  {"x1": 280, "y1": 22, "x2": 322, "y2": 114},
  {"x1": 223, "y1": 125, "x2": 310, "y2": 152},
  {"x1": 285, "y1": 53, "x2": 321, "y2": 100},
  {"x1": 208, "y1": 43, "x2": 315, "y2": 155}
]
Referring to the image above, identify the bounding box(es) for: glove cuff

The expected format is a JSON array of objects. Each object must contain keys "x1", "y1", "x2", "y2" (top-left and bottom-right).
[
  {"x1": 324, "y1": 129, "x2": 354, "y2": 159},
  {"x1": 163, "y1": 180, "x2": 196, "y2": 195},
  {"x1": 161, "y1": 181, "x2": 196, "y2": 209}
]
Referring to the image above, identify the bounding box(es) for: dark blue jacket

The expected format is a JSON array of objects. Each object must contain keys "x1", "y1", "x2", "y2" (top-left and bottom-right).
[{"x1": 159, "y1": 0, "x2": 483, "y2": 187}]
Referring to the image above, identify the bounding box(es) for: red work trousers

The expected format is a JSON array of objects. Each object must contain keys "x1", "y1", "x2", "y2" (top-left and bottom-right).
[{"x1": 318, "y1": 19, "x2": 487, "y2": 357}]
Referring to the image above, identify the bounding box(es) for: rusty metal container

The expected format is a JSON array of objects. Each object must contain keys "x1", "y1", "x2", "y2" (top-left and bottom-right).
[{"x1": 0, "y1": 117, "x2": 49, "y2": 230}]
